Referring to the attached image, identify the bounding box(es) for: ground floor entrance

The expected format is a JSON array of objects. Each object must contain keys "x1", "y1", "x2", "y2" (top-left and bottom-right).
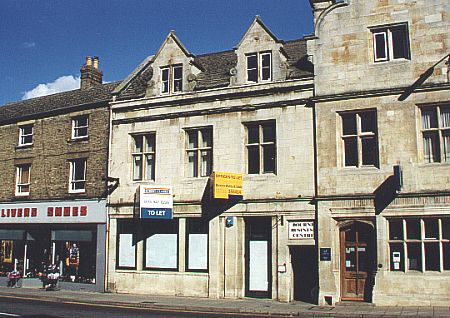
[
  {"x1": 339, "y1": 221, "x2": 375, "y2": 302},
  {"x1": 290, "y1": 245, "x2": 318, "y2": 303}
]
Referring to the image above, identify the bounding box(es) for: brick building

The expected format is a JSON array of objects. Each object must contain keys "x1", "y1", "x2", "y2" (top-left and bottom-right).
[
  {"x1": 308, "y1": 0, "x2": 450, "y2": 306},
  {"x1": 106, "y1": 17, "x2": 317, "y2": 302},
  {"x1": 0, "y1": 57, "x2": 117, "y2": 291}
]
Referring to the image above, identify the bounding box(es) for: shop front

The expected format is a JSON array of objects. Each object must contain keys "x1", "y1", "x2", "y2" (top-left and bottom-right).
[{"x1": 0, "y1": 199, "x2": 107, "y2": 291}]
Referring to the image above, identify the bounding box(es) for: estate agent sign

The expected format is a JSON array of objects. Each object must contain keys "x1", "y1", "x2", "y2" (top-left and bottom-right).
[
  {"x1": 139, "y1": 186, "x2": 173, "y2": 219},
  {"x1": 212, "y1": 171, "x2": 243, "y2": 200}
]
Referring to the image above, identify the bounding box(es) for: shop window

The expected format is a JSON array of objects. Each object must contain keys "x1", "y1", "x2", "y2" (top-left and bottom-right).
[
  {"x1": 340, "y1": 110, "x2": 378, "y2": 167},
  {"x1": 132, "y1": 133, "x2": 156, "y2": 181},
  {"x1": 161, "y1": 64, "x2": 183, "y2": 94},
  {"x1": 185, "y1": 127, "x2": 212, "y2": 178},
  {"x1": 15, "y1": 164, "x2": 31, "y2": 196},
  {"x1": 388, "y1": 217, "x2": 450, "y2": 272},
  {"x1": 143, "y1": 220, "x2": 178, "y2": 270},
  {"x1": 72, "y1": 115, "x2": 89, "y2": 139},
  {"x1": 245, "y1": 121, "x2": 276, "y2": 174},
  {"x1": 117, "y1": 220, "x2": 136, "y2": 269},
  {"x1": 371, "y1": 23, "x2": 410, "y2": 62},
  {"x1": 186, "y1": 219, "x2": 208, "y2": 272},
  {"x1": 18, "y1": 124, "x2": 33, "y2": 146},
  {"x1": 420, "y1": 105, "x2": 450, "y2": 163},
  {"x1": 69, "y1": 158, "x2": 86, "y2": 193},
  {"x1": 246, "y1": 51, "x2": 272, "y2": 83}
]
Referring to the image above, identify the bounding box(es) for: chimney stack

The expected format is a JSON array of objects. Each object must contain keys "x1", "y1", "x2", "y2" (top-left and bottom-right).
[{"x1": 80, "y1": 56, "x2": 103, "y2": 90}]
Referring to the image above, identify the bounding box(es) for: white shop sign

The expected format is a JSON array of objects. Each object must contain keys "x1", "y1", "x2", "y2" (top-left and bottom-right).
[
  {"x1": 0, "y1": 199, "x2": 106, "y2": 224},
  {"x1": 288, "y1": 221, "x2": 314, "y2": 240}
]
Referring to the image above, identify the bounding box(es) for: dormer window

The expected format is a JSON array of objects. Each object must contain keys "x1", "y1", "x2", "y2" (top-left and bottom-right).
[
  {"x1": 246, "y1": 51, "x2": 272, "y2": 83},
  {"x1": 161, "y1": 64, "x2": 183, "y2": 94}
]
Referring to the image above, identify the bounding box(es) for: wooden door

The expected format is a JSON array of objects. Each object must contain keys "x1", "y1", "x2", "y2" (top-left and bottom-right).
[{"x1": 340, "y1": 223, "x2": 373, "y2": 301}]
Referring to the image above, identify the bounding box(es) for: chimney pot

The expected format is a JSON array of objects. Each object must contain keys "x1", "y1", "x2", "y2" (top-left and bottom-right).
[
  {"x1": 93, "y1": 56, "x2": 99, "y2": 69},
  {"x1": 86, "y1": 56, "x2": 93, "y2": 66}
]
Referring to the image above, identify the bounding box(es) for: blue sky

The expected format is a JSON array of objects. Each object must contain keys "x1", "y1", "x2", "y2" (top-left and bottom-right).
[{"x1": 0, "y1": 0, "x2": 313, "y2": 105}]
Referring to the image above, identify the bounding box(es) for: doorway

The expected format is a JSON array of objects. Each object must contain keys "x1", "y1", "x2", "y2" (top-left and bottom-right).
[
  {"x1": 245, "y1": 217, "x2": 272, "y2": 298},
  {"x1": 340, "y1": 221, "x2": 375, "y2": 302},
  {"x1": 290, "y1": 245, "x2": 318, "y2": 303}
]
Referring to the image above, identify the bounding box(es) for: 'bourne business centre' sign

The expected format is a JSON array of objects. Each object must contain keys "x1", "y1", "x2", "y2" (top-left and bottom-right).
[{"x1": 140, "y1": 186, "x2": 173, "y2": 219}]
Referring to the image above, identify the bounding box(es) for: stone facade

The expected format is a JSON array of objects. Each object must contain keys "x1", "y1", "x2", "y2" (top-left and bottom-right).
[
  {"x1": 107, "y1": 18, "x2": 316, "y2": 302},
  {"x1": 308, "y1": 0, "x2": 450, "y2": 306}
]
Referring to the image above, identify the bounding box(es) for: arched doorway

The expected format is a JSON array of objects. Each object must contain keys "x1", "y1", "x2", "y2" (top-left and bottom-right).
[{"x1": 339, "y1": 221, "x2": 375, "y2": 302}]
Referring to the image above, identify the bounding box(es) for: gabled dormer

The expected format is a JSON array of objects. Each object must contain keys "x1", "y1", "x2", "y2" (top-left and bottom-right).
[
  {"x1": 147, "y1": 32, "x2": 202, "y2": 96},
  {"x1": 233, "y1": 16, "x2": 288, "y2": 86}
]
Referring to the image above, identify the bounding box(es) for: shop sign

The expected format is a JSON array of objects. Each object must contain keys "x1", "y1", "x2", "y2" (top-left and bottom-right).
[
  {"x1": 212, "y1": 171, "x2": 243, "y2": 200},
  {"x1": 0, "y1": 199, "x2": 106, "y2": 224},
  {"x1": 288, "y1": 221, "x2": 314, "y2": 239},
  {"x1": 140, "y1": 186, "x2": 173, "y2": 219}
]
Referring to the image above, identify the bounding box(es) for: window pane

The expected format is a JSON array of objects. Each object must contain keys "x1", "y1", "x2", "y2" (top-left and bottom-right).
[
  {"x1": 389, "y1": 243, "x2": 404, "y2": 271},
  {"x1": 145, "y1": 135, "x2": 155, "y2": 152},
  {"x1": 424, "y1": 219, "x2": 439, "y2": 239},
  {"x1": 145, "y1": 154, "x2": 155, "y2": 180},
  {"x1": 342, "y1": 114, "x2": 357, "y2": 135},
  {"x1": 145, "y1": 234, "x2": 178, "y2": 269},
  {"x1": 74, "y1": 160, "x2": 85, "y2": 180},
  {"x1": 173, "y1": 78, "x2": 182, "y2": 92},
  {"x1": 187, "y1": 219, "x2": 209, "y2": 271},
  {"x1": 76, "y1": 127, "x2": 88, "y2": 138},
  {"x1": 443, "y1": 131, "x2": 450, "y2": 162},
  {"x1": 173, "y1": 65, "x2": 182, "y2": 79},
  {"x1": 424, "y1": 242, "x2": 439, "y2": 271},
  {"x1": 161, "y1": 68, "x2": 169, "y2": 93},
  {"x1": 248, "y1": 145, "x2": 260, "y2": 174},
  {"x1": 391, "y1": 26, "x2": 408, "y2": 59},
  {"x1": 361, "y1": 136, "x2": 377, "y2": 166},
  {"x1": 423, "y1": 132, "x2": 440, "y2": 163},
  {"x1": 247, "y1": 126, "x2": 259, "y2": 144},
  {"x1": 187, "y1": 131, "x2": 198, "y2": 149},
  {"x1": 344, "y1": 137, "x2": 358, "y2": 166},
  {"x1": 200, "y1": 150, "x2": 212, "y2": 177},
  {"x1": 441, "y1": 107, "x2": 450, "y2": 128},
  {"x1": 262, "y1": 123, "x2": 276, "y2": 143},
  {"x1": 407, "y1": 243, "x2": 422, "y2": 271},
  {"x1": 442, "y1": 218, "x2": 450, "y2": 240},
  {"x1": 201, "y1": 130, "x2": 212, "y2": 148},
  {"x1": 444, "y1": 243, "x2": 450, "y2": 270},
  {"x1": 406, "y1": 219, "x2": 421, "y2": 240},
  {"x1": 133, "y1": 155, "x2": 142, "y2": 180},
  {"x1": 118, "y1": 232, "x2": 136, "y2": 268},
  {"x1": 76, "y1": 117, "x2": 88, "y2": 127},
  {"x1": 345, "y1": 246, "x2": 356, "y2": 272},
  {"x1": 389, "y1": 219, "x2": 404, "y2": 240},
  {"x1": 263, "y1": 144, "x2": 276, "y2": 173},
  {"x1": 134, "y1": 136, "x2": 143, "y2": 153},
  {"x1": 360, "y1": 112, "x2": 376, "y2": 133},
  {"x1": 247, "y1": 54, "x2": 257, "y2": 69},
  {"x1": 261, "y1": 53, "x2": 271, "y2": 81},
  {"x1": 247, "y1": 55, "x2": 258, "y2": 82},
  {"x1": 374, "y1": 32, "x2": 387, "y2": 60},
  {"x1": 421, "y1": 108, "x2": 438, "y2": 129},
  {"x1": 188, "y1": 151, "x2": 198, "y2": 177}
]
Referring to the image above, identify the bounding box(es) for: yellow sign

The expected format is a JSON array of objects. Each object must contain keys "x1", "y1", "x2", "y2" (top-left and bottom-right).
[{"x1": 213, "y1": 171, "x2": 243, "y2": 200}]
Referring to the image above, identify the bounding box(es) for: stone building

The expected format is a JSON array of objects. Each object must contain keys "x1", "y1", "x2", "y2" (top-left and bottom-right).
[
  {"x1": 0, "y1": 57, "x2": 116, "y2": 291},
  {"x1": 107, "y1": 17, "x2": 317, "y2": 302},
  {"x1": 308, "y1": 0, "x2": 450, "y2": 306}
]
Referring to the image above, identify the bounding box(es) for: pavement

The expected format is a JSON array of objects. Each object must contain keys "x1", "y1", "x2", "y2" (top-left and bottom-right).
[{"x1": 0, "y1": 286, "x2": 449, "y2": 317}]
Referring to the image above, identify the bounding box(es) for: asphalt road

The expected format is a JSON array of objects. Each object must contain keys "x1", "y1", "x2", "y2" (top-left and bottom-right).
[{"x1": 0, "y1": 295, "x2": 285, "y2": 318}]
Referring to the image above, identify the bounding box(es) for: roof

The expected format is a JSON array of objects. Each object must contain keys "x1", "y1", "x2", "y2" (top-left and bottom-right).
[
  {"x1": 115, "y1": 38, "x2": 313, "y2": 101},
  {"x1": 0, "y1": 82, "x2": 120, "y2": 125}
]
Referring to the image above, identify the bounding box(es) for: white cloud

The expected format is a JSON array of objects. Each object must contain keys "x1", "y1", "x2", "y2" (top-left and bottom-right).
[
  {"x1": 22, "y1": 75, "x2": 80, "y2": 100},
  {"x1": 22, "y1": 42, "x2": 36, "y2": 48}
]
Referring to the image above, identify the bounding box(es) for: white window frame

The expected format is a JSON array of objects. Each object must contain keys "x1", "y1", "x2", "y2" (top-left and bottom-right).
[
  {"x1": 371, "y1": 24, "x2": 410, "y2": 63},
  {"x1": 340, "y1": 110, "x2": 379, "y2": 168},
  {"x1": 388, "y1": 218, "x2": 450, "y2": 272},
  {"x1": 246, "y1": 51, "x2": 272, "y2": 83},
  {"x1": 420, "y1": 105, "x2": 450, "y2": 163},
  {"x1": 15, "y1": 164, "x2": 31, "y2": 196},
  {"x1": 72, "y1": 115, "x2": 89, "y2": 139},
  {"x1": 245, "y1": 121, "x2": 277, "y2": 174},
  {"x1": 69, "y1": 159, "x2": 86, "y2": 193},
  {"x1": 132, "y1": 133, "x2": 156, "y2": 181},
  {"x1": 18, "y1": 124, "x2": 33, "y2": 146},
  {"x1": 185, "y1": 127, "x2": 213, "y2": 178},
  {"x1": 160, "y1": 64, "x2": 183, "y2": 94}
]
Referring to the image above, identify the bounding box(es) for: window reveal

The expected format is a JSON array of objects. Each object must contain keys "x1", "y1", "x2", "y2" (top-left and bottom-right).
[
  {"x1": 371, "y1": 24, "x2": 410, "y2": 62},
  {"x1": 246, "y1": 121, "x2": 276, "y2": 174},
  {"x1": 161, "y1": 64, "x2": 183, "y2": 94},
  {"x1": 72, "y1": 116, "x2": 89, "y2": 139},
  {"x1": 186, "y1": 128, "x2": 212, "y2": 178},
  {"x1": 16, "y1": 164, "x2": 31, "y2": 196},
  {"x1": 420, "y1": 105, "x2": 450, "y2": 163},
  {"x1": 246, "y1": 52, "x2": 272, "y2": 83},
  {"x1": 18, "y1": 124, "x2": 34, "y2": 146},
  {"x1": 69, "y1": 159, "x2": 86, "y2": 193}
]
